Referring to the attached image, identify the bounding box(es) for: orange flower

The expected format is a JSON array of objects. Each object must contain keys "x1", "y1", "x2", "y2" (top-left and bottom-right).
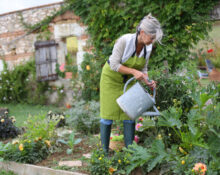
[
  {"x1": 109, "y1": 167, "x2": 116, "y2": 175},
  {"x1": 193, "y1": 163, "x2": 207, "y2": 175},
  {"x1": 19, "y1": 144, "x2": 24, "y2": 151},
  {"x1": 66, "y1": 104, "x2": 71, "y2": 109},
  {"x1": 45, "y1": 140, "x2": 51, "y2": 147}
]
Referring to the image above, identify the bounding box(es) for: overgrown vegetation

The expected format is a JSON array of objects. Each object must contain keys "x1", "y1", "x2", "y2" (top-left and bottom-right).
[{"x1": 64, "y1": 0, "x2": 219, "y2": 100}]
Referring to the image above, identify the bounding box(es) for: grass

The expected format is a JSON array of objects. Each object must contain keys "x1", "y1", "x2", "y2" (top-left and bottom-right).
[
  {"x1": 0, "y1": 170, "x2": 17, "y2": 175},
  {"x1": 0, "y1": 103, "x2": 64, "y2": 127}
]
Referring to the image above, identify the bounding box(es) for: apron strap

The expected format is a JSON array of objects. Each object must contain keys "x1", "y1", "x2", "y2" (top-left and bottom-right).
[{"x1": 132, "y1": 33, "x2": 147, "y2": 58}]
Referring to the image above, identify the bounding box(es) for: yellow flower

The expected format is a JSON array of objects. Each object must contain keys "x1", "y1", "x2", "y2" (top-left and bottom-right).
[
  {"x1": 1, "y1": 119, "x2": 4, "y2": 123},
  {"x1": 118, "y1": 159, "x2": 121, "y2": 164},
  {"x1": 157, "y1": 106, "x2": 160, "y2": 110},
  {"x1": 12, "y1": 119, "x2": 16, "y2": 123},
  {"x1": 109, "y1": 167, "x2": 116, "y2": 175},
  {"x1": 86, "y1": 65, "x2": 90, "y2": 71},
  {"x1": 19, "y1": 144, "x2": 24, "y2": 151},
  {"x1": 98, "y1": 157, "x2": 102, "y2": 160},
  {"x1": 179, "y1": 147, "x2": 187, "y2": 155},
  {"x1": 181, "y1": 160, "x2": 185, "y2": 165},
  {"x1": 12, "y1": 140, "x2": 19, "y2": 145},
  {"x1": 157, "y1": 134, "x2": 162, "y2": 139},
  {"x1": 45, "y1": 140, "x2": 51, "y2": 147}
]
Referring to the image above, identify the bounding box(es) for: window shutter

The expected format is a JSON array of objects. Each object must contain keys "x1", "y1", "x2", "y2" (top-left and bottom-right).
[{"x1": 35, "y1": 40, "x2": 58, "y2": 81}]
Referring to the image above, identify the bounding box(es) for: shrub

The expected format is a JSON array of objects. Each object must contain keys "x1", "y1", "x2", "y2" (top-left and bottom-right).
[
  {"x1": 0, "y1": 112, "x2": 20, "y2": 140},
  {"x1": 65, "y1": 100, "x2": 100, "y2": 134},
  {"x1": 22, "y1": 114, "x2": 58, "y2": 142},
  {"x1": 0, "y1": 60, "x2": 49, "y2": 105},
  {"x1": 47, "y1": 111, "x2": 66, "y2": 128},
  {"x1": 0, "y1": 139, "x2": 50, "y2": 164}
]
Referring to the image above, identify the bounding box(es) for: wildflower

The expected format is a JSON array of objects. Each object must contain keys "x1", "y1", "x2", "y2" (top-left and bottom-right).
[
  {"x1": 135, "y1": 123, "x2": 143, "y2": 131},
  {"x1": 207, "y1": 49, "x2": 213, "y2": 53},
  {"x1": 173, "y1": 99, "x2": 177, "y2": 103},
  {"x1": 12, "y1": 140, "x2": 19, "y2": 145},
  {"x1": 193, "y1": 163, "x2": 207, "y2": 175},
  {"x1": 157, "y1": 106, "x2": 160, "y2": 110},
  {"x1": 60, "y1": 89, "x2": 64, "y2": 93},
  {"x1": 19, "y1": 144, "x2": 24, "y2": 151},
  {"x1": 98, "y1": 157, "x2": 102, "y2": 160},
  {"x1": 12, "y1": 118, "x2": 16, "y2": 123},
  {"x1": 86, "y1": 65, "x2": 90, "y2": 70},
  {"x1": 138, "y1": 117, "x2": 143, "y2": 122},
  {"x1": 48, "y1": 111, "x2": 52, "y2": 114},
  {"x1": 157, "y1": 134, "x2": 162, "y2": 140},
  {"x1": 1, "y1": 119, "x2": 4, "y2": 123},
  {"x1": 45, "y1": 140, "x2": 51, "y2": 147},
  {"x1": 4, "y1": 111, "x2": 8, "y2": 114},
  {"x1": 110, "y1": 136, "x2": 113, "y2": 140},
  {"x1": 181, "y1": 160, "x2": 185, "y2": 165},
  {"x1": 179, "y1": 147, "x2": 187, "y2": 155},
  {"x1": 60, "y1": 115, "x2": 65, "y2": 120},
  {"x1": 134, "y1": 135, "x2": 139, "y2": 143},
  {"x1": 109, "y1": 167, "x2": 116, "y2": 175},
  {"x1": 66, "y1": 104, "x2": 71, "y2": 109},
  {"x1": 168, "y1": 133, "x2": 171, "y2": 136},
  {"x1": 118, "y1": 159, "x2": 121, "y2": 164},
  {"x1": 59, "y1": 63, "x2": 65, "y2": 72}
]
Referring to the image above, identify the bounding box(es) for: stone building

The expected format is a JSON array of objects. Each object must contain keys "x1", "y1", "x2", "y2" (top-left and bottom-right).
[
  {"x1": 0, "y1": 2, "x2": 89, "y2": 71},
  {"x1": 0, "y1": 2, "x2": 90, "y2": 104}
]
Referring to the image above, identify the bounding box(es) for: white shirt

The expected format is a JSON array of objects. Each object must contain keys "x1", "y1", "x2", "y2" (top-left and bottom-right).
[{"x1": 109, "y1": 33, "x2": 153, "y2": 73}]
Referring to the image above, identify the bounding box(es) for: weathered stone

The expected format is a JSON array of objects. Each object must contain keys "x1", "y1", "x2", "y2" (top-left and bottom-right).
[
  {"x1": 58, "y1": 160, "x2": 82, "y2": 167},
  {"x1": 82, "y1": 153, "x2": 91, "y2": 159}
]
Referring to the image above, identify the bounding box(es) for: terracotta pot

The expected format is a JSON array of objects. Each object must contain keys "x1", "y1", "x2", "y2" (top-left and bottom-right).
[{"x1": 65, "y1": 72, "x2": 73, "y2": 79}]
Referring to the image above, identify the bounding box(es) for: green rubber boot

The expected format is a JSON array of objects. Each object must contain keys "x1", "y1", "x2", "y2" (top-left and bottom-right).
[
  {"x1": 123, "y1": 122, "x2": 135, "y2": 148},
  {"x1": 100, "y1": 123, "x2": 111, "y2": 154}
]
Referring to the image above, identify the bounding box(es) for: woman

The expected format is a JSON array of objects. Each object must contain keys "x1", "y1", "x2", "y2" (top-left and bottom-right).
[{"x1": 100, "y1": 14, "x2": 163, "y2": 153}]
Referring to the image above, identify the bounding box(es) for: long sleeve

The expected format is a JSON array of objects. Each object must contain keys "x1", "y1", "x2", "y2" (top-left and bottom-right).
[{"x1": 109, "y1": 36, "x2": 126, "y2": 72}]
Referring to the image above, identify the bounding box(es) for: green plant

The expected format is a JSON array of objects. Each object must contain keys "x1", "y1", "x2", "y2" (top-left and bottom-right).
[
  {"x1": 22, "y1": 114, "x2": 58, "y2": 142},
  {"x1": 0, "y1": 60, "x2": 49, "y2": 105},
  {"x1": 0, "y1": 170, "x2": 17, "y2": 175},
  {"x1": 57, "y1": 131, "x2": 82, "y2": 154},
  {"x1": 65, "y1": 100, "x2": 100, "y2": 134},
  {"x1": 64, "y1": 0, "x2": 219, "y2": 101},
  {"x1": 0, "y1": 113, "x2": 20, "y2": 139},
  {"x1": 0, "y1": 139, "x2": 50, "y2": 164},
  {"x1": 47, "y1": 111, "x2": 66, "y2": 128},
  {"x1": 90, "y1": 147, "x2": 131, "y2": 175}
]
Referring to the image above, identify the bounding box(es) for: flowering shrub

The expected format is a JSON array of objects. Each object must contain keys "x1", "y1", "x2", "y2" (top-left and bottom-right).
[
  {"x1": 0, "y1": 112, "x2": 20, "y2": 139},
  {"x1": 47, "y1": 111, "x2": 66, "y2": 128},
  {"x1": 90, "y1": 147, "x2": 131, "y2": 175},
  {"x1": 0, "y1": 139, "x2": 50, "y2": 164}
]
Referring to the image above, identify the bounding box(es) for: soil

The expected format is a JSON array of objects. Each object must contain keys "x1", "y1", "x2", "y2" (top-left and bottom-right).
[{"x1": 35, "y1": 136, "x2": 98, "y2": 174}]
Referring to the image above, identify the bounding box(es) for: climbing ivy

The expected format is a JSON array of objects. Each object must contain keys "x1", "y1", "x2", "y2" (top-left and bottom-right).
[{"x1": 64, "y1": 0, "x2": 219, "y2": 101}]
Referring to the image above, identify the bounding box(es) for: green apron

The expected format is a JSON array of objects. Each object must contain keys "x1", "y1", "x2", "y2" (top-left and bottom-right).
[{"x1": 100, "y1": 56, "x2": 146, "y2": 120}]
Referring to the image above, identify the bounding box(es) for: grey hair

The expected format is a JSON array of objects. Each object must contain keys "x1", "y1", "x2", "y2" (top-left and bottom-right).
[{"x1": 137, "y1": 13, "x2": 163, "y2": 44}]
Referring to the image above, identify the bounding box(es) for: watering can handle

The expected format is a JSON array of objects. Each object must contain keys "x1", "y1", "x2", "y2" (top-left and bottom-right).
[{"x1": 123, "y1": 77, "x2": 156, "y2": 100}]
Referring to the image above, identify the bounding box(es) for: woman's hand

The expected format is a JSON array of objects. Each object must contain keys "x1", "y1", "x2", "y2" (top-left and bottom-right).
[
  {"x1": 132, "y1": 70, "x2": 145, "y2": 80},
  {"x1": 143, "y1": 77, "x2": 156, "y2": 88}
]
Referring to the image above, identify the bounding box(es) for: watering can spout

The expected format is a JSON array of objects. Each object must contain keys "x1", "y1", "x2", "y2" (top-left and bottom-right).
[{"x1": 142, "y1": 106, "x2": 160, "y2": 116}]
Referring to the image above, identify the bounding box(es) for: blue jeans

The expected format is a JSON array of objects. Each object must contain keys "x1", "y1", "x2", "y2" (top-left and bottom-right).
[{"x1": 100, "y1": 119, "x2": 135, "y2": 125}]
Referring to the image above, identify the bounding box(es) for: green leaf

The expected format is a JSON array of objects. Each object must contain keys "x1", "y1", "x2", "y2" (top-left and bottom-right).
[{"x1": 66, "y1": 148, "x2": 73, "y2": 155}]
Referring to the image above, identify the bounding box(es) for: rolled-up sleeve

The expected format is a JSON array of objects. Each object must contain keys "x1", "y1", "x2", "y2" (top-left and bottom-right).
[
  {"x1": 141, "y1": 58, "x2": 149, "y2": 74},
  {"x1": 109, "y1": 36, "x2": 126, "y2": 72}
]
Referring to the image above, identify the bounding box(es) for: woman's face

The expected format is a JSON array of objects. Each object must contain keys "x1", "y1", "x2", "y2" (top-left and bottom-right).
[{"x1": 140, "y1": 30, "x2": 155, "y2": 45}]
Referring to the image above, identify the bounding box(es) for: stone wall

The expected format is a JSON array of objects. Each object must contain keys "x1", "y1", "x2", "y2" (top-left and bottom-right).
[{"x1": 0, "y1": 2, "x2": 89, "y2": 70}]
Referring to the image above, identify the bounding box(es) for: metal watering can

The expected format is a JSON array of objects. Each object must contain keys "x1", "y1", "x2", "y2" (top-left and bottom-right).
[{"x1": 116, "y1": 77, "x2": 160, "y2": 120}]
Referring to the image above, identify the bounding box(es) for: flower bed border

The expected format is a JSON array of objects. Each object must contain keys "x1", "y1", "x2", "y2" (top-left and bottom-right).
[{"x1": 0, "y1": 161, "x2": 87, "y2": 175}]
